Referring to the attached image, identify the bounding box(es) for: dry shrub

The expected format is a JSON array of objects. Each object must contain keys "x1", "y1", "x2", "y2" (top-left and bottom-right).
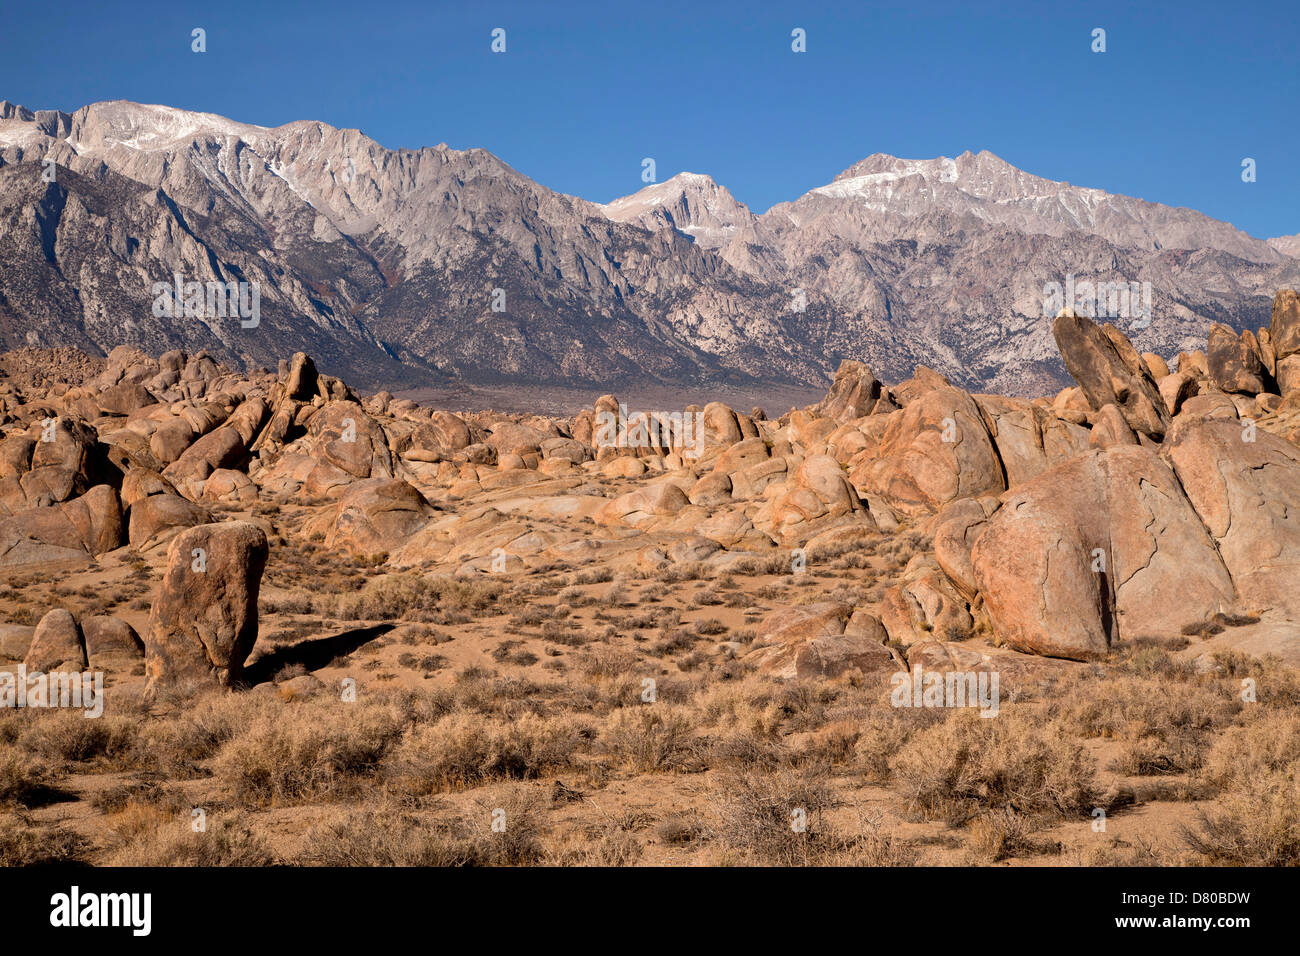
[
  {"x1": 1199, "y1": 711, "x2": 1300, "y2": 790},
  {"x1": 709, "y1": 767, "x2": 912, "y2": 866},
  {"x1": 1060, "y1": 675, "x2": 1237, "y2": 740},
  {"x1": 1212, "y1": 650, "x2": 1300, "y2": 707},
  {"x1": 212, "y1": 699, "x2": 407, "y2": 806},
  {"x1": 298, "y1": 787, "x2": 546, "y2": 866},
  {"x1": 602, "y1": 706, "x2": 701, "y2": 773},
  {"x1": 1181, "y1": 770, "x2": 1300, "y2": 866},
  {"x1": 852, "y1": 705, "x2": 948, "y2": 783},
  {"x1": 18, "y1": 711, "x2": 140, "y2": 767},
  {"x1": 964, "y1": 808, "x2": 1059, "y2": 863},
  {"x1": 711, "y1": 766, "x2": 836, "y2": 865},
  {"x1": 891, "y1": 710, "x2": 1097, "y2": 823},
  {"x1": 387, "y1": 711, "x2": 585, "y2": 793},
  {"x1": 104, "y1": 812, "x2": 274, "y2": 866},
  {"x1": 335, "y1": 573, "x2": 504, "y2": 621},
  {"x1": 0, "y1": 817, "x2": 89, "y2": 865},
  {"x1": 141, "y1": 691, "x2": 270, "y2": 776},
  {"x1": 0, "y1": 746, "x2": 68, "y2": 808}
]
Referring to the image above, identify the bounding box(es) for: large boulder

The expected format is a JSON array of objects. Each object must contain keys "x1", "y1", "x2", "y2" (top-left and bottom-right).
[
  {"x1": 81, "y1": 615, "x2": 145, "y2": 668},
  {"x1": 931, "y1": 495, "x2": 1002, "y2": 602},
  {"x1": 163, "y1": 397, "x2": 268, "y2": 495},
  {"x1": 746, "y1": 602, "x2": 894, "y2": 679},
  {"x1": 24, "y1": 608, "x2": 87, "y2": 673},
  {"x1": 305, "y1": 477, "x2": 437, "y2": 556},
  {"x1": 305, "y1": 401, "x2": 393, "y2": 486},
  {"x1": 595, "y1": 482, "x2": 690, "y2": 528},
  {"x1": 815, "y1": 360, "x2": 887, "y2": 423},
  {"x1": 880, "y1": 556, "x2": 973, "y2": 648},
  {"x1": 1269, "y1": 290, "x2": 1300, "y2": 393},
  {"x1": 283, "y1": 352, "x2": 318, "y2": 401},
  {"x1": 975, "y1": 395, "x2": 1090, "y2": 487},
  {"x1": 128, "y1": 493, "x2": 213, "y2": 550},
  {"x1": 753, "y1": 454, "x2": 871, "y2": 543},
  {"x1": 1207, "y1": 323, "x2": 1267, "y2": 395},
  {"x1": 143, "y1": 521, "x2": 269, "y2": 693},
  {"x1": 971, "y1": 446, "x2": 1235, "y2": 660},
  {"x1": 865, "y1": 386, "x2": 1004, "y2": 514},
  {"x1": 1052, "y1": 310, "x2": 1169, "y2": 438},
  {"x1": 0, "y1": 485, "x2": 124, "y2": 568},
  {"x1": 1161, "y1": 418, "x2": 1300, "y2": 620}
]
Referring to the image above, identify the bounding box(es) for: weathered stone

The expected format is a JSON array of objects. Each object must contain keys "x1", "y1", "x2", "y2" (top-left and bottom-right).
[{"x1": 144, "y1": 521, "x2": 268, "y2": 693}]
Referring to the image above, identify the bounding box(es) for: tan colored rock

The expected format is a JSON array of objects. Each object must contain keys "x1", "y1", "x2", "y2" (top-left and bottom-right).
[
  {"x1": 120, "y1": 467, "x2": 179, "y2": 510},
  {"x1": 201, "y1": 468, "x2": 258, "y2": 505},
  {"x1": 728, "y1": 457, "x2": 788, "y2": 500},
  {"x1": 976, "y1": 394, "x2": 1089, "y2": 487},
  {"x1": 305, "y1": 401, "x2": 393, "y2": 482},
  {"x1": 81, "y1": 615, "x2": 144, "y2": 668},
  {"x1": 602, "y1": 456, "x2": 646, "y2": 479},
  {"x1": 0, "y1": 485, "x2": 124, "y2": 568},
  {"x1": 1175, "y1": 392, "x2": 1239, "y2": 423},
  {"x1": 1268, "y1": 289, "x2": 1300, "y2": 362},
  {"x1": 1052, "y1": 309, "x2": 1169, "y2": 438},
  {"x1": 687, "y1": 471, "x2": 732, "y2": 507},
  {"x1": 1161, "y1": 418, "x2": 1300, "y2": 620},
  {"x1": 866, "y1": 387, "x2": 1004, "y2": 514},
  {"x1": 880, "y1": 556, "x2": 973, "y2": 648},
  {"x1": 747, "y1": 602, "x2": 890, "y2": 679},
  {"x1": 144, "y1": 521, "x2": 268, "y2": 693},
  {"x1": 1141, "y1": 352, "x2": 1170, "y2": 380},
  {"x1": 971, "y1": 446, "x2": 1235, "y2": 660},
  {"x1": 1207, "y1": 323, "x2": 1266, "y2": 395},
  {"x1": 931, "y1": 495, "x2": 1002, "y2": 602},
  {"x1": 307, "y1": 477, "x2": 436, "y2": 556},
  {"x1": 1158, "y1": 370, "x2": 1199, "y2": 416},
  {"x1": 754, "y1": 455, "x2": 871, "y2": 543},
  {"x1": 24, "y1": 608, "x2": 87, "y2": 673},
  {"x1": 128, "y1": 493, "x2": 212, "y2": 550},
  {"x1": 595, "y1": 482, "x2": 690, "y2": 528},
  {"x1": 283, "y1": 352, "x2": 318, "y2": 401},
  {"x1": 1088, "y1": 403, "x2": 1138, "y2": 448},
  {"x1": 814, "y1": 360, "x2": 886, "y2": 422}
]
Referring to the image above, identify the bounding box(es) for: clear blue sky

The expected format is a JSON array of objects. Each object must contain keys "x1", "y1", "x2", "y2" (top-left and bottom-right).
[{"x1": 2, "y1": 0, "x2": 1296, "y2": 239}]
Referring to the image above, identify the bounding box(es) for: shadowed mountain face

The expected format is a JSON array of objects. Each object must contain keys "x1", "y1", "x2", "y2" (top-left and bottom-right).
[{"x1": 1, "y1": 99, "x2": 1297, "y2": 394}]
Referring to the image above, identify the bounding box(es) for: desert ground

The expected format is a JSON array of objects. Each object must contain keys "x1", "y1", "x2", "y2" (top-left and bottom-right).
[{"x1": 3, "y1": 295, "x2": 1300, "y2": 867}]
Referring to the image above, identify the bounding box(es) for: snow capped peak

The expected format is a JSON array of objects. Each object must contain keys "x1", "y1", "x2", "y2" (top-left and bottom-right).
[
  {"x1": 601, "y1": 172, "x2": 753, "y2": 248},
  {"x1": 71, "y1": 101, "x2": 269, "y2": 151}
]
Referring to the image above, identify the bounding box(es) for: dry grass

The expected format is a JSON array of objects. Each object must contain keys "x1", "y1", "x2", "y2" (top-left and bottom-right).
[{"x1": 891, "y1": 710, "x2": 1097, "y2": 823}]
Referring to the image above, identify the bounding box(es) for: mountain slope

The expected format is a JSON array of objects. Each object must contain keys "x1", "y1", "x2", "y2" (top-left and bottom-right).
[{"x1": 0, "y1": 99, "x2": 1296, "y2": 395}]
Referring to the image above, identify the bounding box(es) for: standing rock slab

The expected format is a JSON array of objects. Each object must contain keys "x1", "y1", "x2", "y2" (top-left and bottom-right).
[
  {"x1": 143, "y1": 521, "x2": 268, "y2": 694},
  {"x1": 1052, "y1": 309, "x2": 1169, "y2": 439}
]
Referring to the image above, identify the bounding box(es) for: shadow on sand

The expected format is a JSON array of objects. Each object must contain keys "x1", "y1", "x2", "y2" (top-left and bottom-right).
[{"x1": 240, "y1": 623, "x2": 395, "y2": 687}]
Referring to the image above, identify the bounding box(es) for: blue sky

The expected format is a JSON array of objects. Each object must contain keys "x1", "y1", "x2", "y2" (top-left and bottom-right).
[{"x1": 2, "y1": 0, "x2": 1296, "y2": 238}]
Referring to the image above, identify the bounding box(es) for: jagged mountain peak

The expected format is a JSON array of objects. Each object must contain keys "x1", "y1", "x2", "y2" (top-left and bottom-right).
[
  {"x1": 602, "y1": 171, "x2": 754, "y2": 248},
  {"x1": 0, "y1": 96, "x2": 1295, "y2": 398},
  {"x1": 1269, "y1": 234, "x2": 1300, "y2": 258}
]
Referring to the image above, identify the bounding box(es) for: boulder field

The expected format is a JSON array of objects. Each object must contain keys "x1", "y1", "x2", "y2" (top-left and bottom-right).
[{"x1": 4, "y1": 291, "x2": 1300, "y2": 694}]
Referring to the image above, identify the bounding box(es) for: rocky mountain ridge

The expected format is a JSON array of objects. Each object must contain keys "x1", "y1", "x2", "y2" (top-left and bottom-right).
[{"x1": 1, "y1": 98, "x2": 1297, "y2": 396}]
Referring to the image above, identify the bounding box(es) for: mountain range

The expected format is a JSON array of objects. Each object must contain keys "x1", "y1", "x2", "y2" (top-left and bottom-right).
[{"x1": 1, "y1": 98, "x2": 1297, "y2": 396}]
